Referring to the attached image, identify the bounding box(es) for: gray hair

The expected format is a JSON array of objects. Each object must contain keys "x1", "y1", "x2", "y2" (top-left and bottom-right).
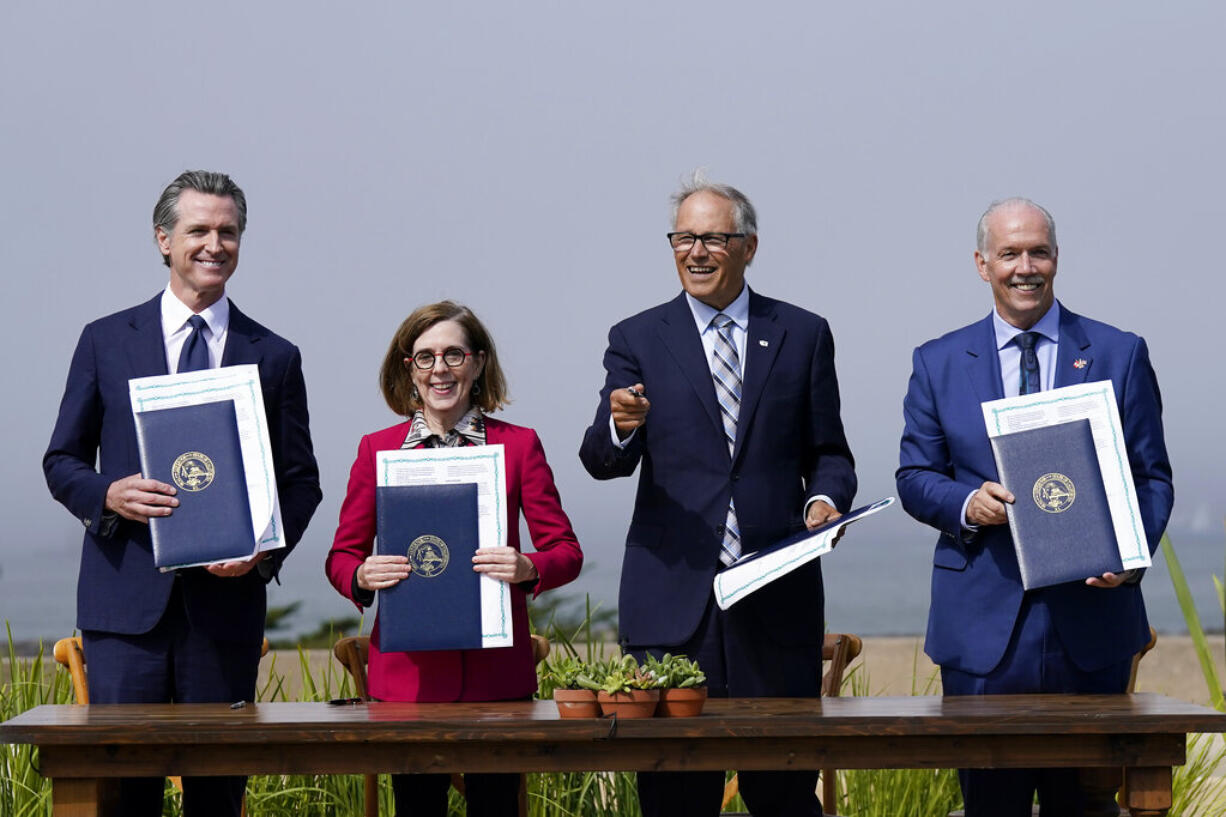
[
  {"x1": 976, "y1": 197, "x2": 1057, "y2": 253},
  {"x1": 152, "y1": 170, "x2": 248, "y2": 267},
  {"x1": 670, "y1": 169, "x2": 758, "y2": 235}
]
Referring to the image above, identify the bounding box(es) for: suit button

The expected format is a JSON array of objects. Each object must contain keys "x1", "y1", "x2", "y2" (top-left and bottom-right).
[
  {"x1": 82, "y1": 518, "x2": 91, "y2": 527},
  {"x1": 715, "y1": 525, "x2": 725, "y2": 536},
  {"x1": 732, "y1": 473, "x2": 740, "y2": 482}
]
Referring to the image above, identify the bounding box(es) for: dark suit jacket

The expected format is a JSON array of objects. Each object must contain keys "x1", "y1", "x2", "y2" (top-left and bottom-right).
[
  {"x1": 896, "y1": 303, "x2": 1174, "y2": 675},
  {"x1": 44, "y1": 293, "x2": 322, "y2": 644},
  {"x1": 580, "y1": 290, "x2": 856, "y2": 649},
  {"x1": 325, "y1": 418, "x2": 583, "y2": 702}
]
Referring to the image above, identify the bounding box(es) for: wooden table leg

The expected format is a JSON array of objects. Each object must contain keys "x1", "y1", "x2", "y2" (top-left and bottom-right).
[
  {"x1": 51, "y1": 777, "x2": 115, "y2": 817},
  {"x1": 1124, "y1": 765, "x2": 1173, "y2": 817}
]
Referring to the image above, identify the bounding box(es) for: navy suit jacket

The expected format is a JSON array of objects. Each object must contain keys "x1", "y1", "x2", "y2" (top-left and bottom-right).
[
  {"x1": 580, "y1": 290, "x2": 856, "y2": 649},
  {"x1": 44, "y1": 294, "x2": 322, "y2": 644},
  {"x1": 896, "y1": 303, "x2": 1173, "y2": 675}
]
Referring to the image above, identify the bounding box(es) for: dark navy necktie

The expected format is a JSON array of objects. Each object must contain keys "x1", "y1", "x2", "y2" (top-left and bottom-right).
[
  {"x1": 178, "y1": 315, "x2": 211, "y2": 373},
  {"x1": 1016, "y1": 331, "x2": 1041, "y2": 395}
]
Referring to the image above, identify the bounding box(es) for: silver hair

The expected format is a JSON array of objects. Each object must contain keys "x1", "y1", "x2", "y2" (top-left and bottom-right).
[
  {"x1": 670, "y1": 169, "x2": 758, "y2": 235},
  {"x1": 976, "y1": 197, "x2": 1057, "y2": 253},
  {"x1": 152, "y1": 170, "x2": 248, "y2": 267}
]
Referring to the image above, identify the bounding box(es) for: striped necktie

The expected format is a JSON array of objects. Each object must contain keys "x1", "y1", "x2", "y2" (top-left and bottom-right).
[{"x1": 711, "y1": 314, "x2": 742, "y2": 566}]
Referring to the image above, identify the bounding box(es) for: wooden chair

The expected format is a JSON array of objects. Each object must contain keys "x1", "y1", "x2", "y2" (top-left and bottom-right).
[
  {"x1": 720, "y1": 632, "x2": 864, "y2": 816},
  {"x1": 53, "y1": 635, "x2": 271, "y2": 816},
  {"x1": 948, "y1": 626, "x2": 1159, "y2": 817},
  {"x1": 333, "y1": 633, "x2": 551, "y2": 817}
]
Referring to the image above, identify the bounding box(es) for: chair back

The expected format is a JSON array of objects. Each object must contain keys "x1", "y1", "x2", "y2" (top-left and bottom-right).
[
  {"x1": 820, "y1": 633, "x2": 863, "y2": 698},
  {"x1": 332, "y1": 634, "x2": 551, "y2": 702},
  {"x1": 333, "y1": 635, "x2": 371, "y2": 700},
  {"x1": 720, "y1": 632, "x2": 863, "y2": 816},
  {"x1": 53, "y1": 637, "x2": 89, "y2": 704},
  {"x1": 53, "y1": 635, "x2": 270, "y2": 706}
]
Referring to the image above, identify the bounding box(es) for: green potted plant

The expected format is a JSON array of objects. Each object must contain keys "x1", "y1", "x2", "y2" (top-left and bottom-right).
[
  {"x1": 541, "y1": 654, "x2": 602, "y2": 718},
  {"x1": 647, "y1": 653, "x2": 708, "y2": 717},
  {"x1": 596, "y1": 654, "x2": 662, "y2": 718}
]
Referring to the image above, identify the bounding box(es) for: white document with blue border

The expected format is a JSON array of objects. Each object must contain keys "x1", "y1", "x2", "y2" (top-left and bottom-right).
[
  {"x1": 128, "y1": 364, "x2": 284, "y2": 564},
  {"x1": 713, "y1": 497, "x2": 896, "y2": 610},
  {"x1": 980, "y1": 380, "x2": 1151, "y2": 571},
  {"x1": 375, "y1": 446, "x2": 514, "y2": 649}
]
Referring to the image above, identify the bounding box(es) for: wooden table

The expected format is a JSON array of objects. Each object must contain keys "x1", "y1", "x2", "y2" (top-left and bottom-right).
[{"x1": 4, "y1": 694, "x2": 1224, "y2": 816}]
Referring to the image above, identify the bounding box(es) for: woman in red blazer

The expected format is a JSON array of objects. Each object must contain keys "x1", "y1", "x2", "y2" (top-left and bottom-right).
[{"x1": 325, "y1": 301, "x2": 583, "y2": 816}]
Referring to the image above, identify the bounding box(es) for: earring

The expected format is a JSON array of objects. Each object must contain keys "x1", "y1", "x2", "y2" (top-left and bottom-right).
[
  {"x1": 472, "y1": 382, "x2": 482, "y2": 397},
  {"x1": 410, "y1": 386, "x2": 420, "y2": 400}
]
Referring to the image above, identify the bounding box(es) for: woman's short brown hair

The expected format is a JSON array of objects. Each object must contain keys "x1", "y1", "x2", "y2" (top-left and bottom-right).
[{"x1": 379, "y1": 301, "x2": 509, "y2": 417}]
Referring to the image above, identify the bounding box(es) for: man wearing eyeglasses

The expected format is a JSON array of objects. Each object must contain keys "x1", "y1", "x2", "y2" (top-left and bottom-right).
[{"x1": 580, "y1": 173, "x2": 856, "y2": 817}]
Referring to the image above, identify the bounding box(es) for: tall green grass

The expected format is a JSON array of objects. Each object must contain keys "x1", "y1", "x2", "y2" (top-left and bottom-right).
[
  {"x1": 1161, "y1": 531, "x2": 1226, "y2": 816},
  {"x1": 836, "y1": 649, "x2": 963, "y2": 817},
  {"x1": 0, "y1": 624, "x2": 72, "y2": 817}
]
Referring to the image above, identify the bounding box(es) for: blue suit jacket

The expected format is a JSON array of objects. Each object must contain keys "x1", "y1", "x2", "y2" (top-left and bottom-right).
[
  {"x1": 896, "y1": 303, "x2": 1174, "y2": 674},
  {"x1": 580, "y1": 290, "x2": 856, "y2": 648},
  {"x1": 44, "y1": 294, "x2": 322, "y2": 643}
]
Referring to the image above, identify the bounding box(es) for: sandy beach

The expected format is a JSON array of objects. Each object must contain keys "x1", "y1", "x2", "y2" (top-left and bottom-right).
[{"x1": 848, "y1": 635, "x2": 1226, "y2": 706}]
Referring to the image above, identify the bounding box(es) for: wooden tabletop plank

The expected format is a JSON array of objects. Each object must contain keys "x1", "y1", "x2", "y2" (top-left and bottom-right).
[{"x1": 4, "y1": 694, "x2": 1224, "y2": 747}]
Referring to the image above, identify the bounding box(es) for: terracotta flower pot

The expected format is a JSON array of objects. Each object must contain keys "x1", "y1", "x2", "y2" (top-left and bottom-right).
[
  {"x1": 553, "y1": 688, "x2": 600, "y2": 718},
  {"x1": 656, "y1": 686, "x2": 708, "y2": 717},
  {"x1": 597, "y1": 689, "x2": 660, "y2": 719}
]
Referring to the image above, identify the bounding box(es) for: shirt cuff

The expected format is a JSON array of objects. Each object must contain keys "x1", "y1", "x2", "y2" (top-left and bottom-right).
[
  {"x1": 959, "y1": 490, "x2": 979, "y2": 539},
  {"x1": 803, "y1": 495, "x2": 837, "y2": 519},
  {"x1": 609, "y1": 415, "x2": 636, "y2": 449}
]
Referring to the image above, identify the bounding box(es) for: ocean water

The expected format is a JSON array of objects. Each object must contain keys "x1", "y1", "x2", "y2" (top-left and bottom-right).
[{"x1": 3, "y1": 517, "x2": 1221, "y2": 647}]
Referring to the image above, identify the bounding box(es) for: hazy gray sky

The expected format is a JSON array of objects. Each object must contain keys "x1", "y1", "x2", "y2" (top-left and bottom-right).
[{"x1": 3, "y1": 2, "x2": 1223, "y2": 638}]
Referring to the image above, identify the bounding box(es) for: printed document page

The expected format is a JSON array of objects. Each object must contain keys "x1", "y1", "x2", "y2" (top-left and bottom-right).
[
  {"x1": 376, "y1": 446, "x2": 514, "y2": 649},
  {"x1": 129, "y1": 364, "x2": 284, "y2": 561},
  {"x1": 981, "y1": 381, "x2": 1150, "y2": 570},
  {"x1": 714, "y1": 497, "x2": 895, "y2": 610}
]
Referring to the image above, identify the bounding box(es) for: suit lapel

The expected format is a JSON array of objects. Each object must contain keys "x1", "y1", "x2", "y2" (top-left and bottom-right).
[
  {"x1": 1054, "y1": 304, "x2": 1093, "y2": 387},
  {"x1": 126, "y1": 294, "x2": 169, "y2": 376},
  {"x1": 734, "y1": 292, "x2": 783, "y2": 463},
  {"x1": 963, "y1": 313, "x2": 1004, "y2": 404},
  {"x1": 221, "y1": 300, "x2": 265, "y2": 366},
  {"x1": 656, "y1": 294, "x2": 723, "y2": 439}
]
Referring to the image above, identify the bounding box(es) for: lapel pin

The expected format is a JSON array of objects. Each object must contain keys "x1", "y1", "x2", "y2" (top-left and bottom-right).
[
  {"x1": 1073, "y1": 358, "x2": 1088, "y2": 369},
  {"x1": 758, "y1": 340, "x2": 769, "y2": 347}
]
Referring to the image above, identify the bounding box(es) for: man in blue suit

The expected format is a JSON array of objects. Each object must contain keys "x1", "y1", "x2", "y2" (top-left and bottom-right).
[
  {"x1": 581, "y1": 175, "x2": 857, "y2": 817},
  {"x1": 44, "y1": 170, "x2": 322, "y2": 817},
  {"x1": 896, "y1": 198, "x2": 1173, "y2": 817}
]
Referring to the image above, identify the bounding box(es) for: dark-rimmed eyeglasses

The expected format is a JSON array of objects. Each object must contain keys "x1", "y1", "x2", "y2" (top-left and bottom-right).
[
  {"x1": 667, "y1": 232, "x2": 746, "y2": 252},
  {"x1": 409, "y1": 347, "x2": 474, "y2": 370}
]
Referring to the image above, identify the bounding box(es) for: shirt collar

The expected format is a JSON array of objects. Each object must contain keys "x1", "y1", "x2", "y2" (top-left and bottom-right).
[
  {"x1": 160, "y1": 286, "x2": 230, "y2": 337},
  {"x1": 402, "y1": 406, "x2": 487, "y2": 449},
  {"x1": 685, "y1": 284, "x2": 750, "y2": 334},
  {"x1": 992, "y1": 300, "x2": 1060, "y2": 351}
]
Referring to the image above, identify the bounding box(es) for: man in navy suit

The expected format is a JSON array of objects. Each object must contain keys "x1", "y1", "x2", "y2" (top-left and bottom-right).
[
  {"x1": 896, "y1": 198, "x2": 1174, "y2": 817},
  {"x1": 581, "y1": 175, "x2": 856, "y2": 817},
  {"x1": 44, "y1": 170, "x2": 322, "y2": 817}
]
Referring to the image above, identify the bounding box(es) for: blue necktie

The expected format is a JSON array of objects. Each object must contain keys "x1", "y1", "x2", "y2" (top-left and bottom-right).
[
  {"x1": 1016, "y1": 331, "x2": 1041, "y2": 395},
  {"x1": 178, "y1": 315, "x2": 211, "y2": 373},
  {"x1": 711, "y1": 314, "x2": 742, "y2": 566}
]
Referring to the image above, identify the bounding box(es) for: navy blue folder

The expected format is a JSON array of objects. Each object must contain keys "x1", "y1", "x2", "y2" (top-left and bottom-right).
[
  {"x1": 134, "y1": 400, "x2": 255, "y2": 570},
  {"x1": 375, "y1": 482, "x2": 482, "y2": 652},
  {"x1": 990, "y1": 419, "x2": 1123, "y2": 590}
]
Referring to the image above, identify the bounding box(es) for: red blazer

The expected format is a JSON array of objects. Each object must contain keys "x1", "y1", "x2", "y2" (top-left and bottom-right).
[{"x1": 326, "y1": 418, "x2": 583, "y2": 702}]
